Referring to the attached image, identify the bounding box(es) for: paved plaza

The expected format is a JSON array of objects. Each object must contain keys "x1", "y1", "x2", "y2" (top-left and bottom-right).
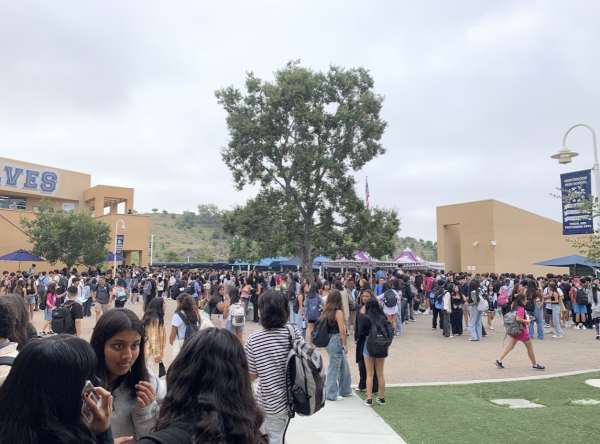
[{"x1": 32, "y1": 299, "x2": 599, "y2": 384}]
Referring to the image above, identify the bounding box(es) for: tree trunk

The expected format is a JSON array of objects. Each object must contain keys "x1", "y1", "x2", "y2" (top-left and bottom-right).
[{"x1": 300, "y1": 242, "x2": 315, "y2": 285}]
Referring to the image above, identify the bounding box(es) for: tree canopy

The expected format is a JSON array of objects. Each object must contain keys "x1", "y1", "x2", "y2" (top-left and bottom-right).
[
  {"x1": 20, "y1": 198, "x2": 112, "y2": 272},
  {"x1": 216, "y1": 61, "x2": 400, "y2": 280}
]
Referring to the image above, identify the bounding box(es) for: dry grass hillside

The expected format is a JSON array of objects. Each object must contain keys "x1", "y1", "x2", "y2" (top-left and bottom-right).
[
  {"x1": 145, "y1": 212, "x2": 437, "y2": 264},
  {"x1": 148, "y1": 212, "x2": 230, "y2": 262}
]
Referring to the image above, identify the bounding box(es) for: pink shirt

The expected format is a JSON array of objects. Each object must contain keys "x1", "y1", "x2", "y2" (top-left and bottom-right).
[
  {"x1": 46, "y1": 292, "x2": 57, "y2": 309},
  {"x1": 511, "y1": 307, "x2": 531, "y2": 341}
]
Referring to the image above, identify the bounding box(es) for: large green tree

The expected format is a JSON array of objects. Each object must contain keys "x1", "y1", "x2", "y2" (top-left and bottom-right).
[
  {"x1": 20, "y1": 198, "x2": 112, "y2": 272},
  {"x1": 216, "y1": 61, "x2": 400, "y2": 281}
]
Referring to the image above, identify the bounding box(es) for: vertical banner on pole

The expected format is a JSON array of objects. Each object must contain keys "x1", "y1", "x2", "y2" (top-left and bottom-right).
[
  {"x1": 561, "y1": 169, "x2": 594, "y2": 235},
  {"x1": 148, "y1": 242, "x2": 152, "y2": 257},
  {"x1": 115, "y1": 235, "x2": 124, "y2": 256}
]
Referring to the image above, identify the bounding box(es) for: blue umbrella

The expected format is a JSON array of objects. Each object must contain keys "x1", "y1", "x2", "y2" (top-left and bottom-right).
[
  {"x1": 0, "y1": 249, "x2": 45, "y2": 271},
  {"x1": 107, "y1": 252, "x2": 126, "y2": 262}
]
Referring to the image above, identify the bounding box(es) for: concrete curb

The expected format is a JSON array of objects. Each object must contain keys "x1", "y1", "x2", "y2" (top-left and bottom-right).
[{"x1": 382, "y1": 368, "x2": 600, "y2": 387}]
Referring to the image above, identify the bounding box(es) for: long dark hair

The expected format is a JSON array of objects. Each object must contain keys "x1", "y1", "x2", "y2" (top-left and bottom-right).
[
  {"x1": 0, "y1": 335, "x2": 98, "y2": 444},
  {"x1": 511, "y1": 294, "x2": 526, "y2": 312},
  {"x1": 177, "y1": 294, "x2": 199, "y2": 324},
  {"x1": 307, "y1": 283, "x2": 320, "y2": 299},
  {"x1": 143, "y1": 297, "x2": 165, "y2": 328},
  {"x1": 154, "y1": 328, "x2": 268, "y2": 444},
  {"x1": 210, "y1": 284, "x2": 224, "y2": 307},
  {"x1": 364, "y1": 297, "x2": 384, "y2": 324},
  {"x1": 228, "y1": 287, "x2": 241, "y2": 304},
  {"x1": 592, "y1": 282, "x2": 599, "y2": 305},
  {"x1": 3, "y1": 294, "x2": 30, "y2": 350},
  {"x1": 319, "y1": 289, "x2": 342, "y2": 324},
  {"x1": 90, "y1": 308, "x2": 149, "y2": 395},
  {"x1": 525, "y1": 280, "x2": 538, "y2": 300}
]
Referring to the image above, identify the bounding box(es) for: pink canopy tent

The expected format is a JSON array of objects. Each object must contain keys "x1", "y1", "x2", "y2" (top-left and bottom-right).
[
  {"x1": 394, "y1": 248, "x2": 423, "y2": 263},
  {"x1": 325, "y1": 251, "x2": 400, "y2": 269}
]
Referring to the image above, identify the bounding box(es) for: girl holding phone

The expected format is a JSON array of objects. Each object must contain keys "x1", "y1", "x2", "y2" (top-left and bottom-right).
[
  {"x1": 0, "y1": 335, "x2": 116, "y2": 444},
  {"x1": 90, "y1": 308, "x2": 165, "y2": 442}
]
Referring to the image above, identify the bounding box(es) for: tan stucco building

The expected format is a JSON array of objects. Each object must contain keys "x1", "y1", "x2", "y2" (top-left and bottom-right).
[
  {"x1": 437, "y1": 199, "x2": 583, "y2": 275},
  {"x1": 0, "y1": 156, "x2": 150, "y2": 271}
]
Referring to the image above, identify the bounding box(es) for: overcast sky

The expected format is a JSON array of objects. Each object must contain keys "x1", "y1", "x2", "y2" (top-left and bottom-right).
[{"x1": 2, "y1": 0, "x2": 599, "y2": 241}]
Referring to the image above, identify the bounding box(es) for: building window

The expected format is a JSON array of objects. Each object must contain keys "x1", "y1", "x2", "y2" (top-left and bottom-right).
[{"x1": 0, "y1": 196, "x2": 26, "y2": 210}]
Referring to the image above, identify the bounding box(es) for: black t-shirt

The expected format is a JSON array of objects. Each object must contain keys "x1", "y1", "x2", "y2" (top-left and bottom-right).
[{"x1": 66, "y1": 301, "x2": 83, "y2": 335}]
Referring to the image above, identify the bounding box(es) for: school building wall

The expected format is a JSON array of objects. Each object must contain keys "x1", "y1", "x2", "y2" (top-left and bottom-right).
[
  {"x1": 436, "y1": 199, "x2": 582, "y2": 276},
  {"x1": 0, "y1": 156, "x2": 150, "y2": 272}
]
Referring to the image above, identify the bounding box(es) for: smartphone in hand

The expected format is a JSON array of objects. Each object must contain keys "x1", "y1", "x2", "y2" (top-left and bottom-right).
[{"x1": 81, "y1": 380, "x2": 102, "y2": 424}]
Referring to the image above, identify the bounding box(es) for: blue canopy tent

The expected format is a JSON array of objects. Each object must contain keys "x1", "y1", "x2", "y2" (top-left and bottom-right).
[
  {"x1": 279, "y1": 256, "x2": 332, "y2": 270},
  {"x1": 266, "y1": 257, "x2": 290, "y2": 268},
  {"x1": 534, "y1": 254, "x2": 600, "y2": 277},
  {"x1": 0, "y1": 249, "x2": 45, "y2": 271}
]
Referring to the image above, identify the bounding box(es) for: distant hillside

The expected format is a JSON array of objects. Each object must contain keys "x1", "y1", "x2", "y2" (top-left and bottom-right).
[
  {"x1": 394, "y1": 236, "x2": 438, "y2": 261},
  {"x1": 148, "y1": 212, "x2": 231, "y2": 262},
  {"x1": 145, "y1": 211, "x2": 437, "y2": 263}
]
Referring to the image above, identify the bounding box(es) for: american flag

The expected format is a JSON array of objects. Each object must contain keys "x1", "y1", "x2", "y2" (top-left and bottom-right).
[{"x1": 365, "y1": 177, "x2": 370, "y2": 209}]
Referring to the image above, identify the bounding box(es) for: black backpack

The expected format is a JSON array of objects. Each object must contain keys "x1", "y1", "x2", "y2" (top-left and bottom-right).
[
  {"x1": 366, "y1": 318, "x2": 394, "y2": 358},
  {"x1": 524, "y1": 297, "x2": 535, "y2": 312},
  {"x1": 382, "y1": 290, "x2": 397, "y2": 307},
  {"x1": 58, "y1": 276, "x2": 68, "y2": 290},
  {"x1": 185, "y1": 283, "x2": 196, "y2": 295},
  {"x1": 176, "y1": 312, "x2": 199, "y2": 342},
  {"x1": 170, "y1": 281, "x2": 181, "y2": 300},
  {"x1": 286, "y1": 282, "x2": 296, "y2": 301},
  {"x1": 52, "y1": 301, "x2": 75, "y2": 334},
  {"x1": 576, "y1": 287, "x2": 589, "y2": 305},
  {"x1": 311, "y1": 319, "x2": 331, "y2": 347}
]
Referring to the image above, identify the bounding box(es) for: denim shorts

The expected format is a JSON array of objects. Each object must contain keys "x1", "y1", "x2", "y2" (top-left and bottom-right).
[
  {"x1": 226, "y1": 319, "x2": 245, "y2": 331},
  {"x1": 362, "y1": 341, "x2": 371, "y2": 358},
  {"x1": 44, "y1": 307, "x2": 53, "y2": 321},
  {"x1": 25, "y1": 296, "x2": 36, "y2": 305}
]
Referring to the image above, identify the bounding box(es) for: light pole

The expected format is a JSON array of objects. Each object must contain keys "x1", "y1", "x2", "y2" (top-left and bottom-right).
[
  {"x1": 551, "y1": 124, "x2": 600, "y2": 202},
  {"x1": 114, "y1": 219, "x2": 126, "y2": 279}
]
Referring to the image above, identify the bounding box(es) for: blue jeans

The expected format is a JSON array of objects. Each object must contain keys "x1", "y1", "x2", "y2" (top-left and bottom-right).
[
  {"x1": 469, "y1": 305, "x2": 482, "y2": 340},
  {"x1": 528, "y1": 307, "x2": 544, "y2": 339},
  {"x1": 551, "y1": 304, "x2": 563, "y2": 336},
  {"x1": 289, "y1": 301, "x2": 301, "y2": 325},
  {"x1": 325, "y1": 334, "x2": 352, "y2": 400},
  {"x1": 395, "y1": 301, "x2": 403, "y2": 334}
]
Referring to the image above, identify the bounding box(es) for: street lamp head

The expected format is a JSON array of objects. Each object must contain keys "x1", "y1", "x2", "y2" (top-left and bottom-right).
[
  {"x1": 551, "y1": 147, "x2": 579, "y2": 165},
  {"x1": 121, "y1": 226, "x2": 126, "y2": 232}
]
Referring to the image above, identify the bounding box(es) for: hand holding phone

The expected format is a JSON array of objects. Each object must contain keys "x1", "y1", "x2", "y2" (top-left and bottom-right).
[
  {"x1": 81, "y1": 380, "x2": 101, "y2": 425},
  {"x1": 82, "y1": 384, "x2": 113, "y2": 436}
]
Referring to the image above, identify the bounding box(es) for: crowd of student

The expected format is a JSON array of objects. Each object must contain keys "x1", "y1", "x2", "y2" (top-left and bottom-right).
[{"x1": 0, "y1": 264, "x2": 598, "y2": 443}]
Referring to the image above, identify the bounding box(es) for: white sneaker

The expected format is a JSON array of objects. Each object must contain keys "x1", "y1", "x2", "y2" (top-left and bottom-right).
[
  {"x1": 449, "y1": 335, "x2": 454, "y2": 338},
  {"x1": 581, "y1": 325, "x2": 587, "y2": 330},
  {"x1": 424, "y1": 309, "x2": 430, "y2": 314},
  {"x1": 552, "y1": 334, "x2": 563, "y2": 339},
  {"x1": 489, "y1": 325, "x2": 495, "y2": 330},
  {"x1": 576, "y1": 324, "x2": 581, "y2": 330}
]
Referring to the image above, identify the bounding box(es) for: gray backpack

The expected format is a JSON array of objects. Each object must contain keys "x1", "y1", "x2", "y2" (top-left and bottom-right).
[
  {"x1": 503, "y1": 310, "x2": 523, "y2": 336},
  {"x1": 285, "y1": 325, "x2": 325, "y2": 417}
]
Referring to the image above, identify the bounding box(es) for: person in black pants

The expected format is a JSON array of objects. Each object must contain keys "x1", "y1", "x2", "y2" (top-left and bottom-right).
[
  {"x1": 450, "y1": 283, "x2": 464, "y2": 335},
  {"x1": 354, "y1": 291, "x2": 378, "y2": 393}
]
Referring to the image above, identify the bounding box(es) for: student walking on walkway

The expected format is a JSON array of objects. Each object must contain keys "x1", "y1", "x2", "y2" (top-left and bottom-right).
[{"x1": 495, "y1": 294, "x2": 545, "y2": 370}]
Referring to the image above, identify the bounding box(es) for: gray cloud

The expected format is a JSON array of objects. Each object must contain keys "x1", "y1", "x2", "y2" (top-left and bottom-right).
[{"x1": 1, "y1": 0, "x2": 600, "y2": 242}]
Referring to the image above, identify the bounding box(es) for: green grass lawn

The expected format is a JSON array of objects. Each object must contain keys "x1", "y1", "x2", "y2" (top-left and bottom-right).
[{"x1": 359, "y1": 372, "x2": 600, "y2": 444}]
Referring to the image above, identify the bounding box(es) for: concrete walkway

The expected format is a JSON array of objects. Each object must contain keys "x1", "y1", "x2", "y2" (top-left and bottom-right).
[{"x1": 286, "y1": 393, "x2": 406, "y2": 444}]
